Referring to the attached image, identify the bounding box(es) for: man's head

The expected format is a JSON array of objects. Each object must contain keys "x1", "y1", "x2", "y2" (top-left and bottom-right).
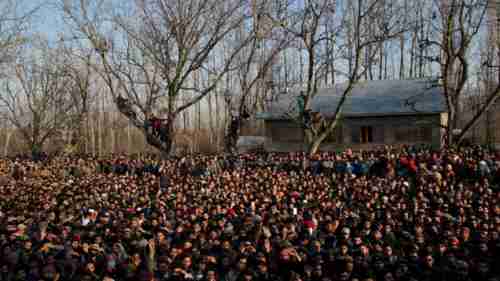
[{"x1": 341, "y1": 227, "x2": 351, "y2": 239}]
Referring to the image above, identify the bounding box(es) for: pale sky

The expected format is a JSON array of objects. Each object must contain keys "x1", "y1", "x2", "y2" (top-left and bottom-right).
[
  {"x1": 23, "y1": 0, "x2": 65, "y2": 41},
  {"x1": 21, "y1": 0, "x2": 486, "y2": 87}
]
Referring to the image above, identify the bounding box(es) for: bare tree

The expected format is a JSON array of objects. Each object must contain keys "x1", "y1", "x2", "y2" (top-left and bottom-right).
[
  {"x1": 273, "y1": 0, "x2": 337, "y2": 153},
  {"x1": 223, "y1": 0, "x2": 290, "y2": 154},
  {"x1": 421, "y1": 0, "x2": 490, "y2": 146},
  {"x1": 0, "y1": 40, "x2": 74, "y2": 155},
  {"x1": 0, "y1": 0, "x2": 37, "y2": 67},
  {"x1": 62, "y1": 0, "x2": 253, "y2": 155},
  {"x1": 57, "y1": 43, "x2": 98, "y2": 154},
  {"x1": 452, "y1": 0, "x2": 500, "y2": 145},
  {"x1": 275, "y1": 0, "x2": 406, "y2": 155},
  {"x1": 0, "y1": 0, "x2": 33, "y2": 155},
  {"x1": 405, "y1": 0, "x2": 432, "y2": 79}
]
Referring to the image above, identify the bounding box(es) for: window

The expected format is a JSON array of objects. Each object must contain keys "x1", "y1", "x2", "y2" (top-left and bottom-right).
[
  {"x1": 360, "y1": 126, "x2": 373, "y2": 143},
  {"x1": 352, "y1": 126, "x2": 374, "y2": 143}
]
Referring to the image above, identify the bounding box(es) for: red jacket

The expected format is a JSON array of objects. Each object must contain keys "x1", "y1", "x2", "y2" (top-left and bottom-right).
[{"x1": 152, "y1": 118, "x2": 161, "y2": 129}]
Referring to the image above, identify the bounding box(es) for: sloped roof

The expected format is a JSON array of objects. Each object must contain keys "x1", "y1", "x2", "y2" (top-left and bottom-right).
[{"x1": 258, "y1": 79, "x2": 446, "y2": 120}]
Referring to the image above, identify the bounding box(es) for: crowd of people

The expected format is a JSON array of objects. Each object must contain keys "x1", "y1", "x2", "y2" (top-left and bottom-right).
[{"x1": 1, "y1": 145, "x2": 500, "y2": 281}]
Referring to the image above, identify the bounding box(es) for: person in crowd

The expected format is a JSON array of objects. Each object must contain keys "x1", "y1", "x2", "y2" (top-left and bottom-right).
[{"x1": 0, "y1": 145, "x2": 499, "y2": 281}]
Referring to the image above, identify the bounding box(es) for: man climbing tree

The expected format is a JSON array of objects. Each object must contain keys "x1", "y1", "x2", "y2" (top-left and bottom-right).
[
  {"x1": 115, "y1": 96, "x2": 136, "y2": 120},
  {"x1": 63, "y1": 0, "x2": 254, "y2": 155},
  {"x1": 224, "y1": 106, "x2": 251, "y2": 155}
]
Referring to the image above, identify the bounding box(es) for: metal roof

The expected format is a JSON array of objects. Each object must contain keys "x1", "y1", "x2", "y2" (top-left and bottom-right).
[{"x1": 258, "y1": 79, "x2": 446, "y2": 120}]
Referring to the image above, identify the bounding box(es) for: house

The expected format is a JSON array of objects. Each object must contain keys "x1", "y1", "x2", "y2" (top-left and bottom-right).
[
  {"x1": 256, "y1": 79, "x2": 448, "y2": 152},
  {"x1": 461, "y1": 97, "x2": 500, "y2": 149}
]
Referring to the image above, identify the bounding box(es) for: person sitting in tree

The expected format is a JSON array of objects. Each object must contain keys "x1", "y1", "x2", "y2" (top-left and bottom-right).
[
  {"x1": 152, "y1": 118, "x2": 161, "y2": 137},
  {"x1": 116, "y1": 95, "x2": 137, "y2": 119},
  {"x1": 116, "y1": 95, "x2": 128, "y2": 110},
  {"x1": 158, "y1": 120, "x2": 169, "y2": 143},
  {"x1": 311, "y1": 111, "x2": 325, "y2": 132},
  {"x1": 144, "y1": 114, "x2": 152, "y2": 135},
  {"x1": 241, "y1": 107, "x2": 251, "y2": 120},
  {"x1": 303, "y1": 109, "x2": 312, "y2": 129},
  {"x1": 225, "y1": 106, "x2": 251, "y2": 154}
]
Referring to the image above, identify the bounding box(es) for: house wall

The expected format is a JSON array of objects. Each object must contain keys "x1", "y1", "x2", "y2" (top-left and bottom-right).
[
  {"x1": 240, "y1": 119, "x2": 266, "y2": 136},
  {"x1": 263, "y1": 114, "x2": 444, "y2": 152},
  {"x1": 460, "y1": 100, "x2": 500, "y2": 148},
  {"x1": 494, "y1": 102, "x2": 500, "y2": 149}
]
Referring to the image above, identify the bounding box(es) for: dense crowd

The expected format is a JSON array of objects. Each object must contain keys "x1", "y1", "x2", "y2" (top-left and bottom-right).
[{"x1": 1, "y1": 146, "x2": 500, "y2": 281}]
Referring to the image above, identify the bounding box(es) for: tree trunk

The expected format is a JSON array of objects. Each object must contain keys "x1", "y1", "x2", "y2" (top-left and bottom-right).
[
  {"x1": 224, "y1": 116, "x2": 241, "y2": 155},
  {"x1": 383, "y1": 47, "x2": 388, "y2": 79},
  {"x1": 85, "y1": 112, "x2": 90, "y2": 154},
  {"x1": 399, "y1": 0, "x2": 407, "y2": 79},
  {"x1": 74, "y1": 112, "x2": 88, "y2": 154},
  {"x1": 144, "y1": 128, "x2": 174, "y2": 156},
  {"x1": 110, "y1": 116, "x2": 116, "y2": 155},
  {"x1": 30, "y1": 139, "x2": 43, "y2": 159},
  {"x1": 409, "y1": 30, "x2": 416, "y2": 78},
  {"x1": 215, "y1": 90, "x2": 221, "y2": 151},
  {"x1": 90, "y1": 112, "x2": 96, "y2": 156},
  {"x1": 456, "y1": 86, "x2": 500, "y2": 145},
  {"x1": 207, "y1": 92, "x2": 214, "y2": 149},
  {"x1": 378, "y1": 42, "x2": 384, "y2": 80},
  {"x1": 446, "y1": 107, "x2": 455, "y2": 147},
  {"x1": 399, "y1": 35, "x2": 405, "y2": 79},
  {"x1": 127, "y1": 121, "x2": 131, "y2": 155},
  {"x1": 299, "y1": 51, "x2": 304, "y2": 85},
  {"x1": 418, "y1": 8, "x2": 425, "y2": 78},
  {"x1": 308, "y1": 134, "x2": 322, "y2": 156},
  {"x1": 197, "y1": 98, "x2": 201, "y2": 152},
  {"x1": 308, "y1": 118, "x2": 339, "y2": 156},
  {"x1": 4, "y1": 131, "x2": 12, "y2": 157},
  {"x1": 98, "y1": 96, "x2": 103, "y2": 157}
]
